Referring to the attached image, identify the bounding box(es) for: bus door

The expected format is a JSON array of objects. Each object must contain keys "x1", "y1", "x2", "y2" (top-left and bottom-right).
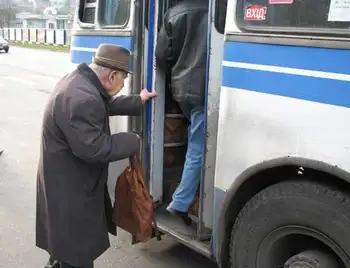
[
  {"x1": 70, "y1": 0, "x2": 146, "y2": 198},
  {"x1": 143, "y1": 0, "x2": 219, "y2": 256}
]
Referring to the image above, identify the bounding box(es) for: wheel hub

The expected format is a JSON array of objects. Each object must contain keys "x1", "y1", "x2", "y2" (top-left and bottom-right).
[
  {"x1": 284, "y1": 250, "x2": 340, "y2": 268},
  {"x1": 285, "y1": 257, "x2": 319, "y2": 268},
  {"x1": 286, "y1": 263, "x2": 314, "y2": 268}
]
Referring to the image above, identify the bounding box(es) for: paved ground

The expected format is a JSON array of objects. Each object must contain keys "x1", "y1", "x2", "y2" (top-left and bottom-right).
[{"x1": 0, "y1": 47, "x2": 218, "y2": 268}]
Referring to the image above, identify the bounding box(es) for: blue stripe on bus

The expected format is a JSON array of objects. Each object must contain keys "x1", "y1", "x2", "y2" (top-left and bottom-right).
[
  {"x1": 71, "y1": 50, "x2": 95, "y2": 64},
  {"x1": 223, "y1": 42, "x2": 350, "y2": 75},
  {"x1": 70, "y1": 35, "x2": 132, "y2": 64},
  {"x1": 222, "y1": 67, "x2": 350, "y2": 108},
  {"x1": 71, "y1": 35, "x2": 132, "y2": 49}
]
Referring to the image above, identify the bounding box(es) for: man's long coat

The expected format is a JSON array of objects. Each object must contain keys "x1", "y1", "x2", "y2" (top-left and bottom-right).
[{"x1": 36, "y1": 63, "x2": 143, "y2": 266}]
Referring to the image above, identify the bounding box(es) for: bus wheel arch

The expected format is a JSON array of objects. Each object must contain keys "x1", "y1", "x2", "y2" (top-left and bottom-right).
[{"x1": 216, "y1": 157, "x2": 350, "y2": 268}]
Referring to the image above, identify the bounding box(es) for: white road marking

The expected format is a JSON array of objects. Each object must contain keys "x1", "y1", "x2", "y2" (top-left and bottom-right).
[{"x1": 5, "y1": 76, "x2": 36, "y2": 86}]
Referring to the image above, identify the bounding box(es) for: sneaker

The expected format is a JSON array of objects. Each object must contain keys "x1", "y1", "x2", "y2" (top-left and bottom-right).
[{"x1": 166, "y1": 204, "x2": 192, "y2": 226}]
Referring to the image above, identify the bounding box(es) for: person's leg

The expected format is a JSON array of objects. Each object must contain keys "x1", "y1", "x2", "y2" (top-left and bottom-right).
[
  {"x1": 167, "y1": 107, "x2": 205, "y2": 219},
  {"x1": 0, "y1": 149, "x2": 3, "y2": 155}
]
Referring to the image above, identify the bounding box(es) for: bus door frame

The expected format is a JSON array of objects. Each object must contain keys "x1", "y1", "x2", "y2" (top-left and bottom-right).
[
  {"x1": 197, "y1": 0, "x2": 228, "y2": 238},
  {"x1": 142, "y1": 0, "x2": 166, "y2": 204},
  {"x1": 129, "y1": 0, "x2": 147, "y2": 137}
]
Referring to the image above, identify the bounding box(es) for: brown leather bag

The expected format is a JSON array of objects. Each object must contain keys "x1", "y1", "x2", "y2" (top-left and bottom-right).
[{"x1": 112, "y1": 155, "x2": 161, "y2": 243}]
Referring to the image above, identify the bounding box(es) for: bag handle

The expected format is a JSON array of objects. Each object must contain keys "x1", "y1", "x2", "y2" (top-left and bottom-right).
[{"x1": 129, "y1": 154, "x2": 141, "y2": 169}]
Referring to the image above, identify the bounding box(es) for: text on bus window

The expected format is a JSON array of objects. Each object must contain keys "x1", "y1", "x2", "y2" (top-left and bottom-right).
[{"x1": 236, "y1": 0, "x2": 350, "y2": 34}]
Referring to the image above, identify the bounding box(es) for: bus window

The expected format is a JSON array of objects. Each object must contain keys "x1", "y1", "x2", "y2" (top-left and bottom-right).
[
  {"x1": 99, "y1": 0, "x2": 130, "y2": 26},
  {"x1": 236, "y1": 0, "x2": 350, "y2": 35},
  {"x1": 78, "y1": 0, "x2": 96, "y2": 24}
]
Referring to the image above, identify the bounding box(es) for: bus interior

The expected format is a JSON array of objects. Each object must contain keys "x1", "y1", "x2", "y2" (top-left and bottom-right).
[{"x1": 149, "y1": 0, "x2": 212, "y2": 248}]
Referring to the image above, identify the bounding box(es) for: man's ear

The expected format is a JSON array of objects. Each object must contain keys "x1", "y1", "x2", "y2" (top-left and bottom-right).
[{"x1": 108, "y1": 71, "x2": 116, "y2": 82}]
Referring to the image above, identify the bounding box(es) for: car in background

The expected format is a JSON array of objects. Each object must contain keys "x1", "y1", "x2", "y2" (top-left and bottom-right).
[{"x1": 0, "y1": 36, "x2": 9, "y2": 53}]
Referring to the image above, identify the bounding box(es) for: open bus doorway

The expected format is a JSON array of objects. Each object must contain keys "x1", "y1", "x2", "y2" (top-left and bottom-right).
[
  {"x1": 158, "y1": 0, "x2": 199, "y2": 222},
  {"x1": 148, "y1": 0, "x2": 211, "y2": 245}
]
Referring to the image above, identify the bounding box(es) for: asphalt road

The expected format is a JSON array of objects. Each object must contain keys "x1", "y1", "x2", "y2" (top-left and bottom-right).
[{"x1": 0, "y1": 47, "x2": 218, "y2": 268}]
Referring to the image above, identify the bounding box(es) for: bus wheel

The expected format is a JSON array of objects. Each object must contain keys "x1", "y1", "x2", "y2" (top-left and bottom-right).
[{"x1": 229, "y1": 180, "x2": 350, "y2": 268}]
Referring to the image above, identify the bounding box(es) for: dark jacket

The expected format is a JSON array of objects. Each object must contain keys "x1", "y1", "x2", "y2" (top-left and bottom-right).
[
  {"x1": 155, "y1": 0, "x2": 208, "y2": 107},
  {"x1": 36, "y1": 63, "x2": 142, "y2": 266}
]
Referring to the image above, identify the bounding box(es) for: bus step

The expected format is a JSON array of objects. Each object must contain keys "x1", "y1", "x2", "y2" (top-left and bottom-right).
[{"x1": 154, "y1": 205, "x2": 212, "y2": 258}]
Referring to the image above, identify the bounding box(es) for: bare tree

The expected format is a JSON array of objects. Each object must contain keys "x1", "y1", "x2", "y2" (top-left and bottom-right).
[{"x1": 0, "y1": 0, "x2": 18, "y2": 27}]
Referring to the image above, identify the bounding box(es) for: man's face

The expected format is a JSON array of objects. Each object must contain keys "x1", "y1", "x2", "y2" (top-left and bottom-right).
[{"x1": 103, "y1": 70, "x2": 128, "y2": 96}]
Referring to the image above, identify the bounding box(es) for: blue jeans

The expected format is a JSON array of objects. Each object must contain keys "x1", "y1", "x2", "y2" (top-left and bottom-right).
[{"x1": 170, "y1": 107, "x2": 205, "y2": 212}]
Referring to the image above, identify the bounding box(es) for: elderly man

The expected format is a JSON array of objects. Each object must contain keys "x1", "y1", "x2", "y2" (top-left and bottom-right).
[{"x1": 36, "y1": 44, "x2": 157, "y2": 268}]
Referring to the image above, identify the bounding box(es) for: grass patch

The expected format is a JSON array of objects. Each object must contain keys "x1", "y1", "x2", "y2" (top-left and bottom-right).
[{"x1": 9, "y1": 42, "x2": 70, "y2": 53}]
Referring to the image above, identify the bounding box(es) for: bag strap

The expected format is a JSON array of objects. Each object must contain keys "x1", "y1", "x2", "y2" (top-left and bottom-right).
[{"x1": 129, "y1": 154, "x2": 141, "y2": 169}]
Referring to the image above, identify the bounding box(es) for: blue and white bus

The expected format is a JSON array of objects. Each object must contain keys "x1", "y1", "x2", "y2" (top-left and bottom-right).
[{"x1": 70, "y1": 0, "x2": 350, "y2": 267}]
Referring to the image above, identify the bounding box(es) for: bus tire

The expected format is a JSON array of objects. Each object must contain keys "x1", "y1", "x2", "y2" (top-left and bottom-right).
[{"x1": 229, "y1": 180, "x2": 350, "y2": 268}]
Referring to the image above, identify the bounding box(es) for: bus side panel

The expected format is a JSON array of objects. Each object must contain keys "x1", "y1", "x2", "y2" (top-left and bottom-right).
[
  {"x1": 213, "y1": 40, "x2": 350, "y2": 258},
  {"x1": 70, "y1": 35, "x2": 133, "y2": 64},
  {"x1": 212, "y1": 187, "x2": 226, "y2": 259}
]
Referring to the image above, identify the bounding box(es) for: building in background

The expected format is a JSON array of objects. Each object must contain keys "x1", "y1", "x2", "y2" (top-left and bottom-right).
[{"x1": 0, "y1": 0, "x2": 75, "y2": 29}]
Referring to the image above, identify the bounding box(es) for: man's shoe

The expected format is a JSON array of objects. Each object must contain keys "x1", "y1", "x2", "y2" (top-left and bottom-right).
[{"x1": 166, "y1": 204, "x2": 192, "y2": 226}]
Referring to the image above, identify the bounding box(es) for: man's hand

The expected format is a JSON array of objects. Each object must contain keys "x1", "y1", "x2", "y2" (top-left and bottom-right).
[{"x1": 140, "y1": 88, "x2": 158, "y2": 104}]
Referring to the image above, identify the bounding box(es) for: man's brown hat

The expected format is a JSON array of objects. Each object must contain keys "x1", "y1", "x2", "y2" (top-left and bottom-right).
[{"x1": 92, "y1": 43, "x2": 132, "y2": 74}]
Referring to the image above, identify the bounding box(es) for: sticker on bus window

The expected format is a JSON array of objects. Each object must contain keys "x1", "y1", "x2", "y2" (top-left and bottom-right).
[
  {"x1": 269, "y1": 0, "x2": 293, "y2": 4},
  {"x1": 244, "y1": 5, "x2": 267, "y2": 20},
  {"x1": 328, "y1": 0, "x2": 350, "y2": 21}
]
